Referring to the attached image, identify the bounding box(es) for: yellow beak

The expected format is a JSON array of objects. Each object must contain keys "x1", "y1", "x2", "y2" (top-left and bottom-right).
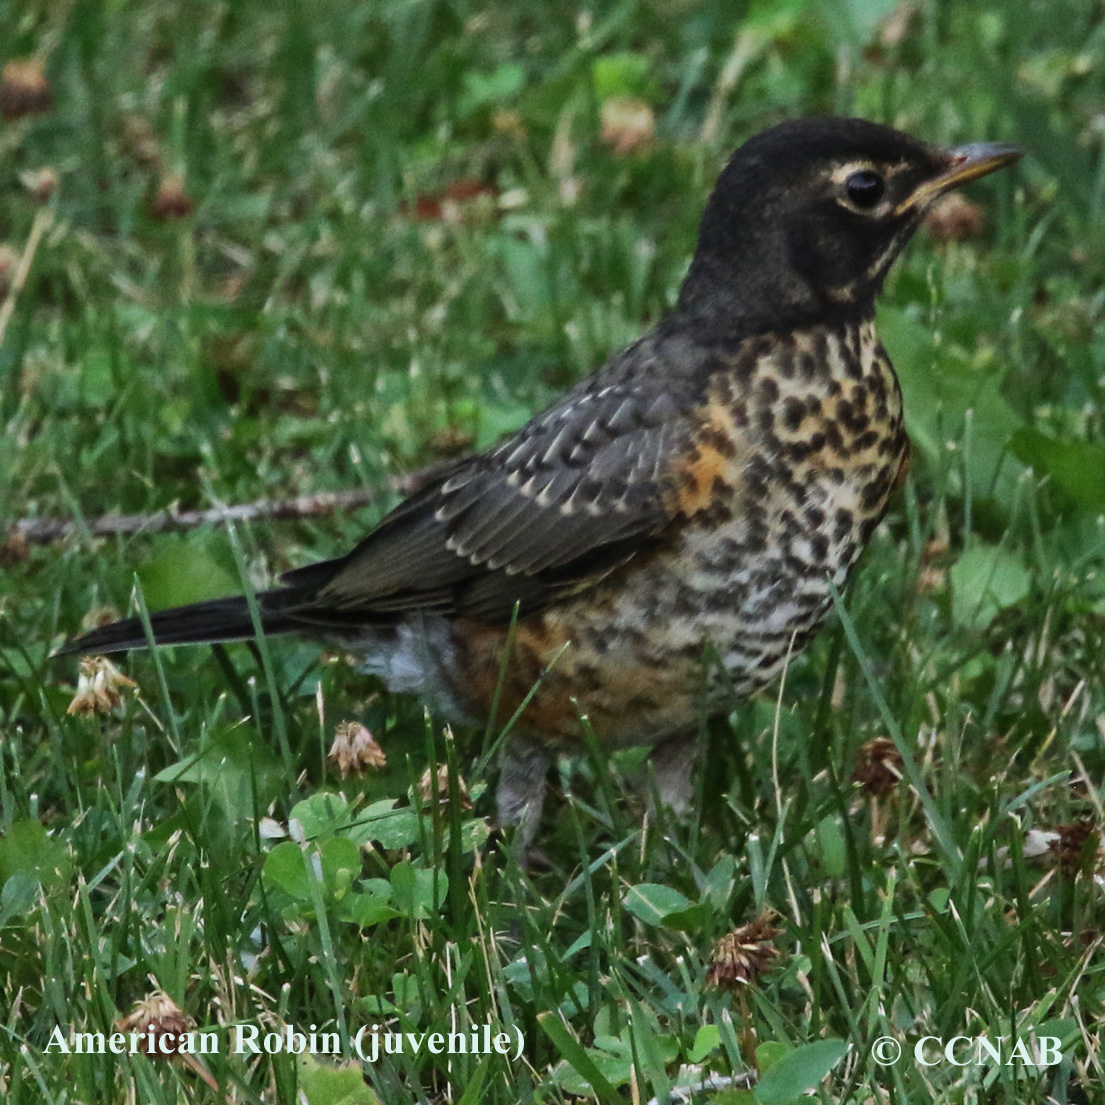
[{"x1": 895, "y1": 142, "x2": 1023, "y2": 215}]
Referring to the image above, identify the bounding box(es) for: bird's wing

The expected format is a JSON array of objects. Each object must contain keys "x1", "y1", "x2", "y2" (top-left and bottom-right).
[{"x1": 279, "y1": 364, "x2": 708, "y2": 625}]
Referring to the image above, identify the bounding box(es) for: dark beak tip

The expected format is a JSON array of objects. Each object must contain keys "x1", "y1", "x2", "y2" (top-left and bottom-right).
[
  {"x1": 948, "y1": 142, "x2": 1024, "y2": 169},
  {"x1": 897, "y1": 140, "x2": 1021, "y2": 214}
]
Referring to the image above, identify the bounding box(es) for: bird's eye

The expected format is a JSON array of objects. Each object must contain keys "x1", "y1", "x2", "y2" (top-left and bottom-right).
[{"x1": 844, "y1": 170, "x2": 886, "y2": 209}]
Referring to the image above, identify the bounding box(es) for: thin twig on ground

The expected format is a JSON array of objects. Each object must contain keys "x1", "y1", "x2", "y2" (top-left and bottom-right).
[
  {"x1": 10, "y1": 488, "x2": 384, "y2": 546},
  {"x1": 8, "y1": 460, "x2": 450, "y2": 547}
]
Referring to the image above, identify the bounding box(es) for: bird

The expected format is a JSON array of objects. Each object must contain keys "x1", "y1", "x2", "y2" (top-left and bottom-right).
[{"x1": 60, "y1": 117, "x2": 1021, "y2": 855}]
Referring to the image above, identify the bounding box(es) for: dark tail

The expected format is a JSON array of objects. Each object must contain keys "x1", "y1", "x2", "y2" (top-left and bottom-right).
[{"x1": 54, "y1": 592, "x2": 304, "y2": 657}]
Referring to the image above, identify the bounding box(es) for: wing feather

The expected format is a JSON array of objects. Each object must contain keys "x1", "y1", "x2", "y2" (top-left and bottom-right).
[{"x1": 281, "y1": 327, "x2": 729, "y2": 623}]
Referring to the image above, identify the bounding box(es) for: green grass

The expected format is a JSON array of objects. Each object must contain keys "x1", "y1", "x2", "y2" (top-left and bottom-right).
[{"x1": 3, "y1": 0, "x2": 1105, "y2": 1102}]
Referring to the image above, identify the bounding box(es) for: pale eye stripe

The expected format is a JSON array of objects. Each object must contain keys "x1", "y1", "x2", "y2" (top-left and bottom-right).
[{"x1": 827, "y1": 160, "x2": 881, "y2": 186}]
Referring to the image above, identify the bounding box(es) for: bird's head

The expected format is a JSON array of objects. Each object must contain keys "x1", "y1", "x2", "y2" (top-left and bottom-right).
[{"x1": 679, "y1": 117, "x2": 1021, "y2": 331}]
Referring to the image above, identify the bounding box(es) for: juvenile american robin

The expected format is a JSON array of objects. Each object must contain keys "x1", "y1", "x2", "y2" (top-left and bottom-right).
[{"x1": 61, "y1": 117, "x2": 1021, "y2": 853}]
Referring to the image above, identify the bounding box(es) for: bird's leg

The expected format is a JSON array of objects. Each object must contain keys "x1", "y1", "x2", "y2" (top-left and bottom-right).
[
  {"x1": 646, "y1": 732, "x2": 701, "y2": 814},
  {"x1": 496, "y1": 736, "x2": 551, "y2": 860}
]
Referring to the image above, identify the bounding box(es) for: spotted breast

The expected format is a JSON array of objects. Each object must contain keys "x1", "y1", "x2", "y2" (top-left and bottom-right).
[{"x1": 437, "y1": 316, "x2": 909, "y2": 751}]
